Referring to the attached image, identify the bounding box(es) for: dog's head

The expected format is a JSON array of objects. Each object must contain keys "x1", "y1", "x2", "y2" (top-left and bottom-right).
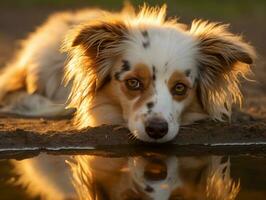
[{"x1": 63, "y1": 5, "x2": 255, "y2": 142}]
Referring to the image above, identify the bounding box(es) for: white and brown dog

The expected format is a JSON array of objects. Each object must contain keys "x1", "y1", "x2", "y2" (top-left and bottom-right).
[
  {"x1": 3, "y1": 4, "x2": 252, "y2": 200},
  {"x1": 0, "y1": 4, "x2": 255, "y2": 142}
]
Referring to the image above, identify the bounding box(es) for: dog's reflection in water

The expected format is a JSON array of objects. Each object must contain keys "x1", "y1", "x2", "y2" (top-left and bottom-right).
[{"x1": 13, "y1": 154, "x2": 239, "y2": 200}]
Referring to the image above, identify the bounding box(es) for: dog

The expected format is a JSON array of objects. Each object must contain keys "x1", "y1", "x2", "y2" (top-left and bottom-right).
[
  {"x1": 3, "y1": 4, "x2": 251, "y2": 200},
  {"x1": 0, "y1": 4, "x2": 255, "y2": 143}
]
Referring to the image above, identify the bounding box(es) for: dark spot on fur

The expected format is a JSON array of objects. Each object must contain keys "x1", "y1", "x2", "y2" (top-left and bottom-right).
[
  {"x1": 121, "y1": 60, "x2": 130, "y2": 71},
  {"x1": 114, "y1": 72, "x2": 120, "y2": 80},
  {"x1": 152, "y1": 65, "x2": 156, "y2": 81},
  {"x1": 141, "y1": 30, "x2": 150, "y2": 48},
  {"x1": 141, "y1": 30, "x2": 149, "y2": 38},
  {"x1": 114, "y1": 60, "x2": 131, "y2": 80},
  {"x1": 185, "y1": 69, "x2": 191, "y2": 77},
  {"x1": 145, "y1": 185, "x2": 154, "y2": 193},
  {"x1": 147, "y1": 102, "x2": 154, "y2": 109},
  {"x1": 143, "y1": 41, "x2": 150, "y2": 48},
  {"x1": 147, "y1": 102, "x2": 154, "y2": 113}
]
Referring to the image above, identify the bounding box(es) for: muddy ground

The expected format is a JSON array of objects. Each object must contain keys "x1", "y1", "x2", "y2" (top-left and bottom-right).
[{"x1": 0, "y1": 4, "x2": 265, "y2": 157}]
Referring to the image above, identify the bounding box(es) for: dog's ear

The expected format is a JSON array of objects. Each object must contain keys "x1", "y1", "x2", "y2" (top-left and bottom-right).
[
  {"x1": 190, "y1": 20, "x2": 256, "y2": 120},
  {"x1": 61, "y1": 20, "x2": 128, "y2": 127},
  {"x1": 62, "y1": 19, "x2": 128, "y2": 77},
  {"x1": 71, "y1": 20, "x2": 127, "y2": 54},
  {"x1": 62, "y1": 19, "x2": 128, "y2": 87}
]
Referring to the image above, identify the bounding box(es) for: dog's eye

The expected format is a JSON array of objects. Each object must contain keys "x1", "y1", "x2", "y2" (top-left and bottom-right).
[
  {"x1": 125, "y1": 78, "x2": 142, "y2": 90},
  {"x1": 172, "y1": 83, "x2": 187, "y2": 95}
]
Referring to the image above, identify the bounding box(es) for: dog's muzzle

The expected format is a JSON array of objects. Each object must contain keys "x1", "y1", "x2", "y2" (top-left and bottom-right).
[{"x1": 145, "y1": 117, "x2": 168, "y2": 139}]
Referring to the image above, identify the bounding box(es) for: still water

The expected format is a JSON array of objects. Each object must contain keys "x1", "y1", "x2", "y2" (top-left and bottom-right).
[{"x1": 0, "y1": 153, "x2": 265, "y2": 200}]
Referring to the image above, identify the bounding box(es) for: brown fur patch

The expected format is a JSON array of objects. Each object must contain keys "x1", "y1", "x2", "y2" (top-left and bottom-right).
[
  {"x1": 180, "y1": 85, "x2": 208, "y2": 124},
  {"x1": 168, "y1": 70, "x2": 192, "y2": 102},
  {"x1": 133, "y1": 64, "x2": 154, "y2": 111},
  {"x1": 119, "y1": 63, "x2": 154, "y2": 110}
]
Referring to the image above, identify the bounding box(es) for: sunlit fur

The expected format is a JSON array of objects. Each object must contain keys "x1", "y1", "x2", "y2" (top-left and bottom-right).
[
  {"x1": 12, "y1": 154, "x2": 239, "y2": 200},
  {"x1": 68, "y1": 155, "x2": 239, "y2": 200},
  {"x1": 0, "y1": 4, "x2": 255, "y2": 142},
  {"x1": 206, "y1": 157, "x2": 240, "y2": 200},
  {"x1": 11, "y1": 155, "x2": 75, "y2": 200},
  {"x1": 61, "y1": 5, "x2": 255, "y2": 142},
  {"x1": 190, "y1": 20, "x2": 255, "y2": 120}
]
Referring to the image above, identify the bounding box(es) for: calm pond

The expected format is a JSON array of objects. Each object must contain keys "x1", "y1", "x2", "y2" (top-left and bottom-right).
[{"x1": 0, "y1": 153, "x2": 265, "y2": 200}]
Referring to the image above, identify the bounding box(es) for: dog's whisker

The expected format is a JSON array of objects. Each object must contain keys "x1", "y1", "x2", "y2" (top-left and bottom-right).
[
  {"x1": 127, "y1": 131, "x2": 139, "y2": 141},
  {"x1": 113, "y1": 125, "x2": 126, "y2": 131}
]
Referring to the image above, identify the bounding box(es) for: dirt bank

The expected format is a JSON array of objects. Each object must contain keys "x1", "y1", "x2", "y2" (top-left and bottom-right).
[{"x1": 0, "y1": 110, "x2": 265, "y2": 159}]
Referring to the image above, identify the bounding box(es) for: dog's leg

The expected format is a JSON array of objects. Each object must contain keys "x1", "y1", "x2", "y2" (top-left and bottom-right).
[
  {"x1": 0, "y1": 64, "x2": 26, "y2": 101},
  {"x1": 0, "y1": 91, "x2": 75, "y2": 118}
]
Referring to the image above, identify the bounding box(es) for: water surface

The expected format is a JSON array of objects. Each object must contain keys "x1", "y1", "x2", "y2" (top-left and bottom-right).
[{"x1": 0, "y1": 153, "x2": 265, "y2": 200}]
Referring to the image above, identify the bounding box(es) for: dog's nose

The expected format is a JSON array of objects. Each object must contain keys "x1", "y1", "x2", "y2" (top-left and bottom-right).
[{"x1": 145, "y1": 118, "x2": 168, "y2": 139}]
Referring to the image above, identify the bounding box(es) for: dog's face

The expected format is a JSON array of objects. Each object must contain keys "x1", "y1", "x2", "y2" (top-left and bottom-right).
[
  {"x1": 63, "y1": 6, "x2": 255, "y2": 142},
  {"x1": 111, "y1": 28, "x2": 198, "y2": 142}
]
